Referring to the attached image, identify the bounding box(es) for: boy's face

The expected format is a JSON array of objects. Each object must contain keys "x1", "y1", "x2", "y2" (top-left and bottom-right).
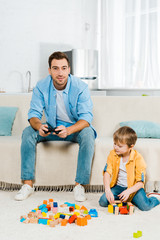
[{"x1": 113, "y1": 142, "x2": 133, "y2": 157}]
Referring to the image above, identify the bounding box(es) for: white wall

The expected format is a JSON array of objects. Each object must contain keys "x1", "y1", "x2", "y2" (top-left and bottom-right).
[{"x1": 0, "y1": 0, "x2": 98, "y2": 92}]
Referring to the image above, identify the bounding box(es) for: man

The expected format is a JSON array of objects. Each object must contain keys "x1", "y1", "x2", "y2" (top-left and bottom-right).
[{"x1": 15, "y1": 51, "x2": 96, "y2": 202}]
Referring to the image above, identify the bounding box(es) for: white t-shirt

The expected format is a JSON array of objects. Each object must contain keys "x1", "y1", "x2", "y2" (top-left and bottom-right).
[
  {"x1": 56, "y1": 90, "x2": 73, "y2": 123},
  {"x1": 117, "y1": 157, "x2": 128, "y2": 187}
]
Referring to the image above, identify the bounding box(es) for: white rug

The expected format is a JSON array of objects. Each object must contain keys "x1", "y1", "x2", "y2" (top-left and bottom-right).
[{"x1": 0, "y1": 190, "x2": 160, "y2": 240}]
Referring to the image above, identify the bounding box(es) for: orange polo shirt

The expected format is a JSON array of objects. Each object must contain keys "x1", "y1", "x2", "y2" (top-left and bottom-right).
[{"x1": 103, "y1": 149, "x2": 146, "y2": 201}]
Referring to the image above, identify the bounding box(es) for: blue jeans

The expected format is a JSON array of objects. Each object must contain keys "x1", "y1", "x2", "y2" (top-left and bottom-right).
[
  {"x1": 21, "y1": 125, "x2": 95, "y2": 185},
  {"x1": 99, "y1": 185, "x2": 160, "y2": 211}
]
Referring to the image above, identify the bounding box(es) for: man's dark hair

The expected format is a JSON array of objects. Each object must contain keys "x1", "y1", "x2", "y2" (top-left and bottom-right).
[{"x1": 48, "y1": 51, "x2": 70, "y2": 68}]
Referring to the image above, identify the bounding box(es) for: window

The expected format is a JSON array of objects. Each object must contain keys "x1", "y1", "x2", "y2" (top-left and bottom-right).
[{"x1": 99, "y1": 0, "x2": 160, "y2": 89}]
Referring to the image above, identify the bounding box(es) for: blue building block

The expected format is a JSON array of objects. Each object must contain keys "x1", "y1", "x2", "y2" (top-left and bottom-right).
[
  {"x1": 38, "y1": 204, "x2": 47, "y2": 210},
  {"x1": 41, "y1": 207, "x2": 48, "y2": 213},
  {"x1": 53, "y1": 202, "x2": 58, "y2": 207},
  {"x1": 59, "y1": 214, "x2": 65, "y2": 219},
  {"x1": 31, "y1": 209, "x2": 36, "y2": 212},
  {"x1": 64, "y1": 202, "x2": 75, "y2": 208},
  {"x1": 20, "y1": 218, "x2": 26, "y2": 222},
  {"x1": 38, "y1": 218, "x2": 48, "y2": 225},
  {"x1": 89, "y1": 209, "x2": 98, "y2": 217}
]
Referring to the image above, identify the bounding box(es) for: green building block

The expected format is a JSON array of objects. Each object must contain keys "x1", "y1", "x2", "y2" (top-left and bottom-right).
[
  {"x1": 133, "y1": 230, "x2": 142, "y2": 238},
  {"x1": 137, "y1": 231, "x2": 142, "y2": 237}
]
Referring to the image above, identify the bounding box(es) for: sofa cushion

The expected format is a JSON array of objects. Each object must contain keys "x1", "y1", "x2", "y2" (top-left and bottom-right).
[
  {"x1": 120, "y1": 120, "x2": 160, "y2": 138},
  {"x1": 0, "y1": 107, "x2": 18, "y2": 136}
]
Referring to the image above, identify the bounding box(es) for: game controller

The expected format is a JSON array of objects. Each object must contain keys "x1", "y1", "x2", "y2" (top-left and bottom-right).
[{"x1": 44, "y1": 124, "x2": 61, "y2": 134}]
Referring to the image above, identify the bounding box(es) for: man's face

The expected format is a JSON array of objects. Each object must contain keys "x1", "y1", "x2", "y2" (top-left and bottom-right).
[{"x1": 48, "y1": 58, "x2": 70, "y2": 90}]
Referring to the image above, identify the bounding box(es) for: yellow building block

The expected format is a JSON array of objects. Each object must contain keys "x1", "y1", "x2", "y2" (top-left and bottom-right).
[
  {"x1": 47, "y1": 220, "x2": 53, "y2": 225},
  {"x1": 42, "y1": 212, "x2": 47, "y2": 217},
  {"x1": 74, "y1": 211, "x2": 80, "y2": 216},
  {"x1": 108, "y1": 204, "x2": 113, "y2": 213},
  {"x1": 75, "y1": 204, "x2": 80, "y2": 210},
  {"x1": 118, "y1": 203, "x2": 123, "y2": 207},
  {"x1": 54, "y1": 213, "x2": 60, "y2": 219}
]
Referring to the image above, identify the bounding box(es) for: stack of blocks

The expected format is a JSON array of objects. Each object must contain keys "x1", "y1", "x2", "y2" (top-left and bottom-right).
[
  {"x1": 20, "y1": 199, "x2": 98, "y2": 227},
  {"x1": 108, "y1": 200, "x2": 134, "y2": 215}
]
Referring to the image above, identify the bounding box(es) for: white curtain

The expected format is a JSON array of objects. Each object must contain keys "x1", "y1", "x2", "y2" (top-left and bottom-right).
[{"x1": 99, "y1": 0, "x2": 160, "y2": 89}]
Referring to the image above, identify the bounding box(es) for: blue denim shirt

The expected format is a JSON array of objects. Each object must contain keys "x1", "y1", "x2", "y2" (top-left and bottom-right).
[{"x1": 28, "y1": 74, "x2": 97, "y2": 137}]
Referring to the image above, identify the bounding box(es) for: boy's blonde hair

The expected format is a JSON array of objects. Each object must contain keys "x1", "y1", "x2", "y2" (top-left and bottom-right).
[{"x1": 113, "y1": 126, "x2": 137, "y2": 147}]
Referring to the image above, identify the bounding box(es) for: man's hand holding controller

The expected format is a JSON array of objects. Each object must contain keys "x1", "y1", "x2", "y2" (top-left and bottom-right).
[{"x1": 39, "y1": 123, "x2": 61, "y2": 137}]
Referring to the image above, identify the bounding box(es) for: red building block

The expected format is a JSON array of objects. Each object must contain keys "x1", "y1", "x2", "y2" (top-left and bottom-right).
[
  {"x1": 68, "y1": 214, "x2": 77, "y2": 224},
  {"x1": 119, "y1": 206, "x2": 129, "y2": 214},
  {"x1": 69, "y1": 206, "x2": 74, "y2": 212}
]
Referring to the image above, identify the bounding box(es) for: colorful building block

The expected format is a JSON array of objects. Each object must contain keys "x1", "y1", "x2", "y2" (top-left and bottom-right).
[
  {"x1": 88, "y1": 209, "x2": 98, "y2": 217},
  {"x1": 85, "y1": 214, "x2": 91, "y2": 220},
  {"x1": 119, "y1": 206, "x2": 128, "y2": 214},
  {"x1": 52, "y1": 207, "x2": 58, "y2": 213},
  {"x1": 75, "y1": 204, "x2": 80, "y2": 210},
  {"x1": 59, "y1": 214, "x2": 65, "y2": 219},
  {"x1": 114, "y1": 206, "x2": 119, "y2": 215},
  {"x1": 20, "y1": 218, "x2": 26, "y2": 222},
  {"x1": 53, "y1": 202, "x2": 58, "y2": 207},
  {"x1": 38, "y1": 204, "x2": 47, "y2": 210},
  {"x1": 133, "y1": 231, "x2": 142, "y2": 238},
  {"x1": 69, "y1": 206, "x2": 74, "y2": 212},
  {"x1": 46, "y1": 204, "x2": 51, "y2": 211},
  {"x1": 42, "y1": 212, "x2": 47, "y2": 217},
  {"x1": 68, "y1": 214, "x2": 77, "y2": 224},
  {"x1": 73, "y1": 211, "x2": 80, "y2": 216},
  {"x1": 38, "y1": 218, "x2": 48, "y2": 225},
  {"x1": 61, "y1": 219, "x2": 68, "y2": 226},
  {"x1": 20, "y1": 198, "x2": 98, "y2": 229},
  {"x1": 77, "y1": 216, "x2": 87, "y2": 226},
  {"x1": 108, "y1": 204, "x2": 114, "y2": 213},
  {"x1": 54, "y1": 213, "x2": 60, "y2": 219}
]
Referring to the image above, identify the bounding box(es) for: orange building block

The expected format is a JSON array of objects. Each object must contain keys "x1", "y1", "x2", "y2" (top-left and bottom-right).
[
  {"x1": 85, "y1": 215, "x2": 91, "y2": 220},
  {"x1": 46, "y1": 204, "x2": 51, "y2": 211},
  {"x1": 80, "y1": 206, "x2": 88, "y2": 211},
  {"x1": 43, "y1": 200, "x2": 48, "y2": 205},
  {"x1": 49, "y1": 199, "x2": 53, "y2": 202},
  {"x1": 61, "y1": 219, "x2": 68, "y2": 226},
  {"x1": 77, "y1": 217, "x2": 87, "y2": 226}
]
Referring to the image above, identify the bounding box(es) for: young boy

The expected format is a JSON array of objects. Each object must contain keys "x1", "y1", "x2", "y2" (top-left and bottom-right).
[{"x1": 99, "y1": 126, "x2": 160, "y2": 211}]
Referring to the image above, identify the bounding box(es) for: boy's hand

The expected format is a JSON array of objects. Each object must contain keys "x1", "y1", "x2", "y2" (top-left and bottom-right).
[
  {"x1": 118, "y1": 189, "x2": 130, "y2": 202},
  {"x1": 105, "y1": 188, "x2": 115, "y2": 204}
]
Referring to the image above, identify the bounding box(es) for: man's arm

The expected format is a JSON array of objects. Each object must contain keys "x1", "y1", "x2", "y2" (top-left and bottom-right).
[
  {"x1": 67, "y1": 119, "x2": 89, "y2": 135},
  {"x1": 55, "y1": 119, "x2": 89, "y2": 138}
]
